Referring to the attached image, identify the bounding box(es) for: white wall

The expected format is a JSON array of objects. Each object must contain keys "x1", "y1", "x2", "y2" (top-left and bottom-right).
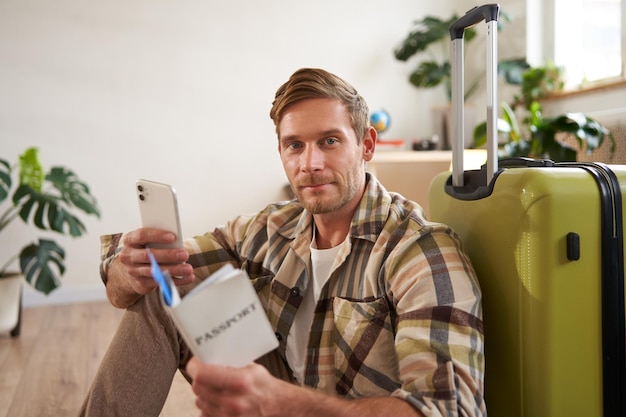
[
  {"x1": 5, "y1": 0, "x2": 613, "y2": 306},
  {"x1": 1, "y1": 0, "x2": 469, "y2": 305}
]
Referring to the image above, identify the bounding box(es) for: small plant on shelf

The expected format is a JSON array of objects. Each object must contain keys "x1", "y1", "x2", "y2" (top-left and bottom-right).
[{"x1": 473, "y1": 63, "x2": 615, "y2": 162}]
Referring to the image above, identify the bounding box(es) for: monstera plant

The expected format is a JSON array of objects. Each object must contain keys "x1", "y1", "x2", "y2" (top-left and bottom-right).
[
  {"x1": 393, "y1": 10, "x2": 518, "y2": 102},
  {"x1": 393, "y1": 13, "x2": 478, "y2": 102},
  {"x1": 393, "y1": 9, "x2": 524, "y2": 149},
  {"x1": 0, "y1": 147, "x2": 100, "y2": 294}
]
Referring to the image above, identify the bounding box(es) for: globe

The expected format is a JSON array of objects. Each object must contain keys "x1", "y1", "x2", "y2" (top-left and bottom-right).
[{"x1": 370, "y1": 110, "x2": 390, "y2": 134}]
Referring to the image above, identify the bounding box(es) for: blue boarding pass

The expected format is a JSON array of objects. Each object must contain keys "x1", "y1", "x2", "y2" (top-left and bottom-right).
[{"x1": 147, "y1": 250, "x2": 180, "y2": 307}]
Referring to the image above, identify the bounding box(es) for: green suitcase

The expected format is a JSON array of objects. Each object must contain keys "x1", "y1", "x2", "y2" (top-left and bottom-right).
[
  {"x1": 428, "y1": 5, "x2": 626, "y2": 416},
  {"x1": 430, "y1": 162, "x2": 626, "y2": 416}
]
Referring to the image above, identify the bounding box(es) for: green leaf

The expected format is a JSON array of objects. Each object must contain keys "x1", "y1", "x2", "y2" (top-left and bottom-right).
[
  {"x1": 473, "y1": 121, "x2": 487, "y2": 148},
  {"x1": 393, "y1": 15, "x2": 455, "y2": 61},
  {"x1": 12, "y1": 183, "x2": 88, "y2": 236},
  {"x1": 545, "y1": 112, "x2": 613, "y2": 155},
  {"x1": 53, "y1": 205, "x2": 86, "y2": 237},
  {"x1": 503, "y1": 140, "x2": 532, "y2": 158},
  {"x1": 498, "y1": 58, "x2": 530, "y2": 85},
  {"x1": 465, "y1": 27, "x2": 477, "y2": 42},
  {"x1": 18, "y1": 147, "x2": 44, "y2": 192},
  {"x1": 393, "y1": 14, "x2": 475, "y2": 62},
  {"x1": 579, "y1": 118, "x2": 611, "y2": 153},
  {"x1": 473, "y1": 117, "x2": 513, "y2": 149},
  {"x1": 542, "y1": 138, "x2": 578, "y2": 162},
  {"x1": 518, "y1": 65, "x2": 564, "y2": 109},
  {"x1": 46, "y1": 166, "x2": 100, "y2": 217},
  {"x1": 528, "y1": 101, "x2": 543, "y2": 127},
  {"x1": 501, "y1": 102, "x2": 521, "y2": 142},
  {"x1": 15, "y1": 185, "x2": 38, "y2": 224},
  {"x1": 0, "y1": 158, "x2": 11, "y2": 203},
  {"x1": 474, "y1": 71, "x2": 614, "y2": 162},
  {"x1": 19, "y1": 238, "x2": 65, "y2": 295},
  {"x1": 409, "y1": 61, "x2": 450, "y2": 89}
]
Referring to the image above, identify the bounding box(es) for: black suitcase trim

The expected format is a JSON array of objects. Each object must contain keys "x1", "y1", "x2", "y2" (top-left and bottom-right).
[
  {"x1": 565, "y1": 163, "x2": 626, "y2": 417},
  {"x1": 443, "y1": 157, "x2": 556, "y2": 201}
]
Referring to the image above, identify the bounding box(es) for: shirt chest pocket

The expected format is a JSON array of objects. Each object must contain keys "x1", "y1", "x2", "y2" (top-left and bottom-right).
[{"x1": 332, "y1": 297, "x2": 401, "y2": 397}]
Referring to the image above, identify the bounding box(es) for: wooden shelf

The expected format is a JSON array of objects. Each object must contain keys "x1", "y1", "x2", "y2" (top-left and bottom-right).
[{"x1": 368, "y1": 150, "x2": 486, "y2": 218}]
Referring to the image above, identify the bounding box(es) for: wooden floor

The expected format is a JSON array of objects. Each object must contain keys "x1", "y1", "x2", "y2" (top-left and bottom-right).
[{"x1": 0, "y1": 301, "x2": 197, "y2": 417}]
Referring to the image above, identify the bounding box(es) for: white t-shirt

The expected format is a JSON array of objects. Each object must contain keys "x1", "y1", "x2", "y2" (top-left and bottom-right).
[{"x1": 285, "y1": 231, "x2": 345, "y2": 383}]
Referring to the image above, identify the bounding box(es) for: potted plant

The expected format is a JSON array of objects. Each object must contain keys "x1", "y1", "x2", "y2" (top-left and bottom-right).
[
  {"x1": 508, "y1": 62, "x2": 565, "y2": 109},
  {"x1": 393, "y1": 11, "x2": 523, "y2": 148},
  {"x1": 394, "y1": 14, "x2": 477, "y2": 102},
  {"x1": 473, "y1": 63, "x2": 615, "y2": 162},
  {"x1": 393, "y1": 11, "x2": 521, "y2": 102},
  {"x1": 0, "y1": 147, "x2": 100, "y2": 336}
]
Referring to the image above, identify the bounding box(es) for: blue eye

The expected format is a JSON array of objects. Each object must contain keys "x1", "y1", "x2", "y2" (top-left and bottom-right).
[{"x1": 325, "y1": 138, "x2": 338, "y2": 145}]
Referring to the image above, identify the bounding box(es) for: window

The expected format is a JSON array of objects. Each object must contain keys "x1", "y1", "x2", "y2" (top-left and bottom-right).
[{"x1": 529, "y1": 0, "x2": 625, "y2": 89}]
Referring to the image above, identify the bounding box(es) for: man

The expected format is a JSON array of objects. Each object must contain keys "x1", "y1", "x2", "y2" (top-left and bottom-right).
[{"x1": 80, "y1": 68, "x2": 486, "y2": 416}]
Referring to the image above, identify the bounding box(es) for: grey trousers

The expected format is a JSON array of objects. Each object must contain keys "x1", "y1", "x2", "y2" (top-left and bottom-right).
[
  {"x1": 78, "y1": 290, "x2": 193, "y2": 416},
  {"x1": 78, "y1": 289, "x2": 291, "y2": 416}
]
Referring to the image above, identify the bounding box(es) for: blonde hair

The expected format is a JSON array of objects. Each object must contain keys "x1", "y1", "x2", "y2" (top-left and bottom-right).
[{"x1": 270, "y1": 68, "x2": 369, "y2": 141}]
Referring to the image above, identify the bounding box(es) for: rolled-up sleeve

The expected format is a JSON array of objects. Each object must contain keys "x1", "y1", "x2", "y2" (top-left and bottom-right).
[
  {"x1": 99, "y1": 233, "x2": 124, "y2": 285},
  {"x1": 388, "y1": 227, "x2": 485, "y2": 416}
]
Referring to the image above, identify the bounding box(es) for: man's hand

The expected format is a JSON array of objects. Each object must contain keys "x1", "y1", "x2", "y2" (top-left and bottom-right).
[
  {"x1": 186, "y1": 358, "x2": 290, "y2": 417},
  {"x1": 119, "y1": 228, "x2": 195, "y2": 293},
  {"x1": 107, "y1": 228, "x2": 195, "y2": 308},
  {"x1": 185, "y1": 358, "x2": 421, "y2": 417}
]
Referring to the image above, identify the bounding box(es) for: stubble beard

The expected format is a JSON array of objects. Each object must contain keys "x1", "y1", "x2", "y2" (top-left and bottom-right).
[{"x1": 293, "y1": 169, "x2": 362, "y2": 215}]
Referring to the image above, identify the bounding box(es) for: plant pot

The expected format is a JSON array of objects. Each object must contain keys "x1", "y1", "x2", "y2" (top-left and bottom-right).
[{"x1": 0, "y1": 272, "x2": 23, "y2": 337}]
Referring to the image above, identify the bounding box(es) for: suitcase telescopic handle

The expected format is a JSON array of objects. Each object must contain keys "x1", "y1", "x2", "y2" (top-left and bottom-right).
[
  {"x1": 449, "y1": 4, "x2": 500, "y2": 188},
  {"x1": 449, "y1": 4, "x2": 500, "y2": 40}
]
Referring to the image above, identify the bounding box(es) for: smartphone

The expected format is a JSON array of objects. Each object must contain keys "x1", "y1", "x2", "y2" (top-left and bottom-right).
[{"x1": 136, "y1": 179, "x2": 184, "y2": 249}]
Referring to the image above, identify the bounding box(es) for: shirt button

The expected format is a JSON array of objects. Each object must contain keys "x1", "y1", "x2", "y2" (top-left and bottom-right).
[
  {"x1": 275, "y1": 332, "x2": 283, "y2": 341},
  {"x1": 290, "y1": 287, "x2": 300, "y2": 297}
]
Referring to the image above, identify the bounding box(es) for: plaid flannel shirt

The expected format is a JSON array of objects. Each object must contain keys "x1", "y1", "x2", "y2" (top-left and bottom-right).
[{"x1": 100, "y1": 174, "x2": 486, "y2": 416}]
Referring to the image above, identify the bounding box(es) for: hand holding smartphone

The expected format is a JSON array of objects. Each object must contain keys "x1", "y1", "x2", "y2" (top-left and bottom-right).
[{"x1": 136, "y1": 179, "x2": 184, "y2": 250}]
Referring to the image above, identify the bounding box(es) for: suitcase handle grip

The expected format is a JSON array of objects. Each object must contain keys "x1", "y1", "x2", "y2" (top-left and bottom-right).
[
  {"x1": 449, "y1": 4, "x2": 500, "y2": 188},
  {"x1": 449, "y1": 4, "x2": 500, "y2": 40}
]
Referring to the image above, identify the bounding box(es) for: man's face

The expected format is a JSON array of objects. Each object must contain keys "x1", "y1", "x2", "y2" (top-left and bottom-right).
[{"x1": 277, "y1": 98, "x2": 375, "y2": 215}]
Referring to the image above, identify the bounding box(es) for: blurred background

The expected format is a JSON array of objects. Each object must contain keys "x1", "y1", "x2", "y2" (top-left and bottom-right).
[{"x1": 0, "y1": 0, "x2": 623, "y2": 305}]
